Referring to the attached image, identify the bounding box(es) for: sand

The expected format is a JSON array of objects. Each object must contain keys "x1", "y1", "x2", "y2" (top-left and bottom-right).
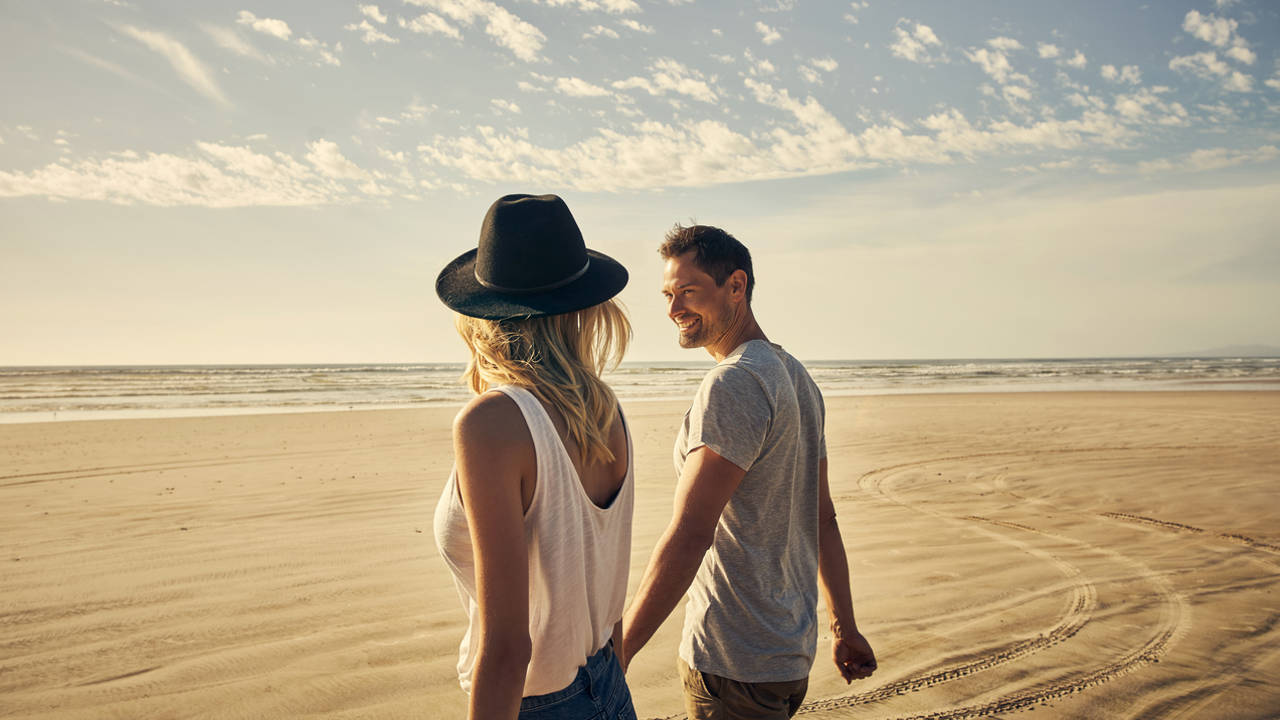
[{"x1": 1, "y1": 391, "x2": 1277, "y2": 719}]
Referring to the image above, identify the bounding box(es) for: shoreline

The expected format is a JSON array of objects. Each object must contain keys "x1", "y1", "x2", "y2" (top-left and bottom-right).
[{"x1": 3, "y1": 384, "x2": 1278, "y2": 426}]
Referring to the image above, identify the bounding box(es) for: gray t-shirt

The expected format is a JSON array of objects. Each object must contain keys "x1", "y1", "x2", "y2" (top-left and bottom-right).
[{"x1": 676, "y1": 339, "x2": 826, "y2": 683}]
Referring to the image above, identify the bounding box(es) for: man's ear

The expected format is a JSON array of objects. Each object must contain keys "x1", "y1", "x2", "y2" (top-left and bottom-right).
[{"x1": 727, "y1": 269, "x2": 748, "y2": 300}]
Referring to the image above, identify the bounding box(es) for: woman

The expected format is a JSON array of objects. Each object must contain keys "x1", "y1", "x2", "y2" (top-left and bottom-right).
[{"x1": 433, "y1": 194, "x2": 636, "y2": 720}]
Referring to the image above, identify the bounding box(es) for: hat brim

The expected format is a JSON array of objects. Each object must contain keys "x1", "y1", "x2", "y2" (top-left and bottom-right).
[{"x1": 436, "y1": 248, "x2": 629, "y2": 320}]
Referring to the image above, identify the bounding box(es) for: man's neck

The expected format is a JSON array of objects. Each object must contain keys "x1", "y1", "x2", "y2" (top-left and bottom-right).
[{"x1": 705, "y1": 309, "x2": 767, "y2": 362}]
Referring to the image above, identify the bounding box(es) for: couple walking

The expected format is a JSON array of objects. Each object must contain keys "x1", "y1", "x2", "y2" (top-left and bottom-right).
[{"x1": 434, "y1": 194, "x2": 876, "y2": 720}]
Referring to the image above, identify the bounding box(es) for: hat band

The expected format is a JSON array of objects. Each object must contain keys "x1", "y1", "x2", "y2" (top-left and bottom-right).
[{"x1": 474, "y1": 258, "x2": 591, "y2": 295}]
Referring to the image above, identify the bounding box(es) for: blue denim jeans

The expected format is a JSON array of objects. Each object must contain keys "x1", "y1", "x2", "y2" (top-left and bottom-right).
[{"x1": 518, "y1": 641, "x2": 637, "y2": 720}]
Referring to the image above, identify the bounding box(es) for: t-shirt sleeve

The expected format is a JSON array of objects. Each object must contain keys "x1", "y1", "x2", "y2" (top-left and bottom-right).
[{"x1": 686, "y1": 365, "x2": 771, "y2": 472}]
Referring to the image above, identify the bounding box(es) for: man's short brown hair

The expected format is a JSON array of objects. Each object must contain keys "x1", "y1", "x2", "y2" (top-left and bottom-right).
[{"x1": 658, "y1": 224, "x2": 755, "y2": 303}]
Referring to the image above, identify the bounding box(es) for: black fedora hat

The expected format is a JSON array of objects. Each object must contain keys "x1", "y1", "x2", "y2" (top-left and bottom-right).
[{"x1": 436, "y1": 194, "x2": 628, "y2": 320}]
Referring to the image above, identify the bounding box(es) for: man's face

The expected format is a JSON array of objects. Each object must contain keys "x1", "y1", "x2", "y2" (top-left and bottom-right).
[{"x1": 661, "y1": 252, "x2": 735, "y2": 350}]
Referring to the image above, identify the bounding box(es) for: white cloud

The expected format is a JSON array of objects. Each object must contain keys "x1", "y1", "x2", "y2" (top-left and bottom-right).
[
  {"x1": 118, "y1": 25, "x2": 229, "y2": 106},
  {"x1": 1170, "y1": 51, "x2": 1254, "y2": 92},
  {"x1": 890, "y1": 20, "x2": 942, "y2": 64},
  {"x1": 755, "y1": 21, "x2": 781, "y2": 45},
  {"x1": 1182, "y1": 10, "x2": 1255, "y2": 68},
  {"x1": 1037, "y1": 43, "x2": 1060, "y2": 59},
  {"x1": 1006, "y1": 157, "x2": 1083, "y2": 173},
  {"x1": 203, "y1": 25, "x2": 271, "y2": 63},
  {"x1": 1113, "y1": 88, "x2": 1188, "y2": 125},
  {"x1": 584, "y1": 25, "x2": 619, "y2": 39},
  {"x1": 360, "y1": 4, "x2": 388, "y2": 23},
  {"x1": 1196, "y1": 103, "x2": 1239, "y2": 124},
  {"x1": 231, "y1": 11, "x2": 341, "y2": 66},
  {"x1": 400, "y1": 13, "x2": 462, "y2": 39},
  {"x1": 5, "y1": 79, "x2": 1160, "y2": 203},
  {"x1": 1182, "y1": 10, "x2": 1236, "y2": 47},
  {"x1": 1171, "y1": 51, "x2": 1229, "y2": 76},
  {"x1": 411, "y1": 79, "x2": 1137, "y2": 193},
  {"x1": 967, "y1": 38, "x2": 1031, "y2": 86},
  {"x1": 377, "y1": 147, "x2": 406, "y2": 164},
  {"x1": 0, "y1": 142, "x2": 360, "y2": 206},
  {"x1": 1225, "y1": 45, "x2": 1256, "y2": 65},
  {"x1": 236, "y1": 10, "x2": 292, "y2": 41},
  {"x1": 748, "y1": 54, "x2": 776, "y2": 76},
  {"x1": 613, "y1": 59, "x2": 717, "y2": 103},
  {"x1": 799, "y1": 57, "x2": 837, "y2": 85},
  {"x1": 1138, "y1": 145, "x2": 1278, "y2": 175},
  {"x1": 405, "y1": 0, "x2": 545, "y2": 62},
  {"x1": 1223, "y1": 72, "x2": 1255, "y2": 93},
  {"x1": 1065, "y1": 51, "x2": 1087, "y2": 69},
  {"x1": 1003, "y1": 85, "x2": 1031, "y2": 103},
  {"x1": 619, "y1": 19, "x2": 654, "y2": 34},
  {"x1": 294, "y1": 35, "x2": 342, "y2": 67},
  {"x1": 60, "y1": 45, "x2": 165, "y2": 90},
  {"x1": 491, "y1": 98, "x2": 521, "y2": 114},
  {"x1": 535, "y1": 0, "x2": 639, "y2": 12},
  {"x1": 346, "y1": 19, "x2": 398, "y2": 44},
  {"x1": 305, "y1": 139, "x2": 370, "y2": 180},
  {"x1": 555, "y1": 76, "x2": 611, "y2": 97},
  {"x1": 844, "y1": 0, "x2": 869, "y2": 24},
  {"x1": 967, "y1": 47, "x2": 1019, "y2": 85},
  {"x1": 1101, "y1": 64, "x2": 1141, "y2": 84}
]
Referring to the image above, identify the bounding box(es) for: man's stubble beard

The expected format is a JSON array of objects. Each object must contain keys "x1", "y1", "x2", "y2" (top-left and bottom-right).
[{"x1": 677, "y1": 299, "x2": 738, "y2": 350}]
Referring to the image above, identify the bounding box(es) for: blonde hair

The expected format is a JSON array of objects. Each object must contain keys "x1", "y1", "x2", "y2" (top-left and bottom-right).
[{"x1": 455, "y1": 300, "x2": 631, "y2": 466}]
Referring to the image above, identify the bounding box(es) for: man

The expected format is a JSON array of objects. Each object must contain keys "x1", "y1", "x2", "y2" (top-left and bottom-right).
[{"x1": 621, "y1": 224, "x2": 876, "y2": 719}]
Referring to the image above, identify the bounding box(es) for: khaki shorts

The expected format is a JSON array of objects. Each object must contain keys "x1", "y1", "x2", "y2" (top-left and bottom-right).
[{"x1": 678, "y1": 657, "x2": 808, "y2": 720}]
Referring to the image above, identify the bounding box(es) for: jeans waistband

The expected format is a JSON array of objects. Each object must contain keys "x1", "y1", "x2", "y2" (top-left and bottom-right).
[{"x1": 520, "y1": 640, "x2": 617, "y2": 711}]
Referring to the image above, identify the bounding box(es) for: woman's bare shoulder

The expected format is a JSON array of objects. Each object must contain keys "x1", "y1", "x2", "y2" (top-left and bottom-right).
[{"x1": 453, "y1": 391, "x2": 528, "y2": 450}]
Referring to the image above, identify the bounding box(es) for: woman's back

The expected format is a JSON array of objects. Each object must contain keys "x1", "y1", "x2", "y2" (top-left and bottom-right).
[
  {"x1": 434, "y1": 385, "x2": 634, "y2": 697},
  {"x1": 538, "y1": 395, "x2": 629, "y2": 510}
]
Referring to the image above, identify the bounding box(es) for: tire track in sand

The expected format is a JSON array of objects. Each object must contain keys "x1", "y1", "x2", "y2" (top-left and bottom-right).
[
  {"x1": 1100, "y1": 512, "x2": 1280, "y2": 555},
  {"x1": 794, "y1": 452, "x2": 1189, "y2": 719}
]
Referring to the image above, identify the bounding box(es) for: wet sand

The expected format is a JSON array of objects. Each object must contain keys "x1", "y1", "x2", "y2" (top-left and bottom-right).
[{"x1": 1, "y1": 391, "x2": 1277, "y2": 719}]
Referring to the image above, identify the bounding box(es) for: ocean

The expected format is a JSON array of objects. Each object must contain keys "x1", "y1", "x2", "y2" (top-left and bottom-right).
[{"x1": 1, "y1": 357, "x2": 1278, "y2": 423}]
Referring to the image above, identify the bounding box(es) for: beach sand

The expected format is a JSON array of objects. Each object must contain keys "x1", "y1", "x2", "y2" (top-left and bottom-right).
[{"x1": 2, "y1": 391, "x2": 1277, "y2": 719}]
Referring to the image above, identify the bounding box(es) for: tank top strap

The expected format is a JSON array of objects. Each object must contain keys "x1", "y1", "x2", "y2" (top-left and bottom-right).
[{"x1": 490, "y1": 385, "x2": 565, "y2": 480}]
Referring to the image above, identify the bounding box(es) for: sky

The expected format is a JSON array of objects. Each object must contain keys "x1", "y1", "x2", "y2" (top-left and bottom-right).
[{"x1": 1, "y1": 0, "x2": 1278, "y2": 364}]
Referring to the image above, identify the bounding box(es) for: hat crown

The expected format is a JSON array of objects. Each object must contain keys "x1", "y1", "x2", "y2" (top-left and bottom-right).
[{"x1": 475, "y1": 194, "x2": 588, "y2": 293}]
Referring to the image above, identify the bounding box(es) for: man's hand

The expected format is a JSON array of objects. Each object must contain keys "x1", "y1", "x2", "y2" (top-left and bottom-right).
[
  {"x1": 833, "y1": 631, "x2": 876, "y2": 683},
  {"x1": 621, "y1": 447, "x2": 744, "y2": 669}
]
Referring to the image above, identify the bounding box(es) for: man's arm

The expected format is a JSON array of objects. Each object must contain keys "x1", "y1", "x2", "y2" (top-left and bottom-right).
[
  {"x1": 620, "y1": 446, "x2": 744, "y2": 669},
  {"x1": 817, "y1": 457, "x2": 877, "y2": 683}
]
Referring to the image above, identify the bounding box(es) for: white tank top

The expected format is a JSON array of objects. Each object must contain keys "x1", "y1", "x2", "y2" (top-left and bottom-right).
[{"x1": 433, "y1": 385, "x2": 634, "y2": 697}]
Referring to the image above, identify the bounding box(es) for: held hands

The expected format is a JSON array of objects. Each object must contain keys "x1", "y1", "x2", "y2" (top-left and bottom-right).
[{"x1": 832, "y1": 630, "x2": 876, "y2": 683}]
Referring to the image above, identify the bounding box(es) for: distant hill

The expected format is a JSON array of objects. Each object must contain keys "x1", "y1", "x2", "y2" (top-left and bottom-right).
[{"x1": 1169, "y1": 344, "x2": 1280, "y2": 358}]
